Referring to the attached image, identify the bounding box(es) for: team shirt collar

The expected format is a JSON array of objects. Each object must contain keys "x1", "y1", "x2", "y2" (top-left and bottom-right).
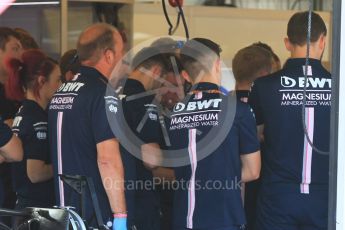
[
  {"x1": 284, "y1": 58, "x2": 322, "y2": 69},
  {"x1": 22, "y1": 99, "x2": 47, "y2": 115},
  {"x1": 79, "y1": 66, "x2": 109, "y2": 83},
  {"x1": 193, "y1": 82, "x2": 219, "y2": 91},
  {"x1": 125, "y1": 78, "x2": 145, "y2": 92}
]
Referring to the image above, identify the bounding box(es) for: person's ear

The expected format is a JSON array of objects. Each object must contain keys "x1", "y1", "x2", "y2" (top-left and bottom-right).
[
  {"x1": 318, "y1": 34, "x2": 326, "y2": 51},
  {"x1": 181, "y1": 70, "x2": 192, "y2": 84},
  {"x1": 215, "y1": 58, "x2": 221, "y2": 74},
  {"x1": 151, "y1": 65, "x2": 162, "y2": 79},
  {"x1": 105, "y1": 49, "x2": 114, "y2": 65},
  {"x1": 65, "y1": 71, "x2": 75, "y2": 82},
  {"x1": 284, "y1": 37, "x2": 293, "y2": 52},
  {"x1": 37, "y1": 75, "x2": 46, "y2": 87}
]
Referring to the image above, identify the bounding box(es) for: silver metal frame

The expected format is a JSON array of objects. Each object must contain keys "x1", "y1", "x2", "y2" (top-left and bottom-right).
[{"x1": 330, "y1": 0, "x2": 345, "y2": 229}]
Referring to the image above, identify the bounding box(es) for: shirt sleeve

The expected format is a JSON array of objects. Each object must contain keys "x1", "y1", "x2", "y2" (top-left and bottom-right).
[
  {"x1": 136, "y1": 103, "x2": 161, "y2": 144},
  {"x1": 0, "y1": 119, "x2": 12, "y2": 148},
  {"x1": 124, "y1": 97, "x2": 161, "y2": 144},
  {"x1": 238, "y1": 104, "x2": 260, "y2": 155},
  {"x1": 92, "y1": 91, "x2": 117, "y2": 144},
  {"x1": 248, "y1": 81, "x2": 264, "y2": 125},
  {"x1": 25, "y1": 121, "x2": 50, "y2": 162}
]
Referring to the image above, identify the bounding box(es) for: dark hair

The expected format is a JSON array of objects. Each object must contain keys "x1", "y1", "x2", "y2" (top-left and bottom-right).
[
  {"x1": 190, "y1": 38, "x2": 222, "y2": 57},
  {"x1": 77, "y1": 23, "x2": 117, "y2": 64},
  {"x1": 180, "y1": 38, "x2": 221, "y2": 81},
  {"x1": 162, "y1": 53, "x2": 183, "y2": 74},
  {"x1": 232, "y1": 45, "x2": 272, "y2": 83},
  {"x1": 131, "y1": 47, "x2": 169, "y2": 72},
  {"x1": 0, "y1": 27, "x2": 20, "y2": 51},
  {"x1": 150, "y1": 38, "x2": 183, "y2": 73},
  {"x1": 151, "y1": 37, "x2": 176, "y2": 48},
  {"x1": 14, "y1": 28, "x2": 39, "y2": 50},
  {"x1": 60, "y1": 49, "x2": 80, "y2": 78},
  {"x1": 287, "y1": 11, "x2": 327, "y2": 46},
  {"x1": 5, "y1": 49, "x2": 58, "y2": 101}
]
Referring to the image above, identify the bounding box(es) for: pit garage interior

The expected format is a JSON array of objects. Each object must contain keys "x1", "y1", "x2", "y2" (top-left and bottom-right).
[{"x1": 0, "y1": 0, "x2": 344, "y2": 230}]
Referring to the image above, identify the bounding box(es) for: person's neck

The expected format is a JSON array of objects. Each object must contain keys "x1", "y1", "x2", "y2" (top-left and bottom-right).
[
  {"x1": 235, "y1": 82, "x2": 252, "y2": 91},
  {"x1": 129, "y1": 71, "x2": 152, "y2": 91},
  {"x1": 26, "y1": 91, "x2": 47, "y2": 110},
  {"x1": 82, "y1": 61, "x2": 110, "y2": 80},
  {"x1": 194, "y1": 74, "x2": 220, "y2": 86},
  {"x1": 290, "y1": 45, "x2": 321, "y2": 60}
]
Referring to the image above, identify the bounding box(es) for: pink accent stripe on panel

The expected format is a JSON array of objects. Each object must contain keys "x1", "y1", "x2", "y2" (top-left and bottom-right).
[
  {"x1": 57, "y1": 112, "x2": 65, "y2": 206},
  {"x1": 187, "y1": 129, "x2": 197, "y2": 229},
  {"x1": 301, "y1": 107, "x2": 314, "y2": 194}
]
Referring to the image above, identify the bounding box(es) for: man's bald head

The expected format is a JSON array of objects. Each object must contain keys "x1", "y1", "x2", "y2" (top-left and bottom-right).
[{"x1": 77, "y1": 23, "x2": 121, "y2": 65}]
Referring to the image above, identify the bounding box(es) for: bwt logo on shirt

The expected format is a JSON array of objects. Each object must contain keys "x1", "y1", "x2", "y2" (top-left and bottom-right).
[
  {"x1": 57, "y1": 82, "x2": 85, "y2": 93},
  {"x1": 173, "y1": 99, "x2": 222, "y2": 112},
  {"x1": 281, "y1": 76, "x2": 331, "y2": 89}
]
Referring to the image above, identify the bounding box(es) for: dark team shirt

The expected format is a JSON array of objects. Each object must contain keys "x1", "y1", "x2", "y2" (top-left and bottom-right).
[
  {"x1": 235, "y1": 90, "x2": 250, "y2": 103},
  {"x1": 48, "y1": 66, "x2": 119, "y2": 225},
  {"x1": 249, "y1": 58, "x2": 330, "y2": 194},
  {"x1": 121, "y1": 78, "x2": 161, "y2": 144},
  {"x1": 120, "y1": 78, "x2": 161, "y2": 211},
  {"x1": 0, "y1": 118, "x2": 12, "y2": 148},
  {"x1": 233, "y1": 89, "x2": 261, "y2": 230},
  {"x1": 0, "y1": 82, "x2": 21, "y2": 199},
  {"x1": 166, "y1": 82, "x2": 260, "y2": 229},
  {"x1": 0, "y1": 83, "x2": 20, "y2": 120},
  {"x1": 11, "y1": 100, "x2": 54, "y2": 205}
]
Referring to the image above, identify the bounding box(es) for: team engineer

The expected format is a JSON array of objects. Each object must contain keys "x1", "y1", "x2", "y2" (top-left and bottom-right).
[
  {"x1": 249, "y1": 11, "x2": 331, "y2": 230},
  {"x1": 48, "y1": 23, "x2": 128, "y2": 230},
  {"x1": 167, "y1": 38, "x2": 261, "y2": 230}
]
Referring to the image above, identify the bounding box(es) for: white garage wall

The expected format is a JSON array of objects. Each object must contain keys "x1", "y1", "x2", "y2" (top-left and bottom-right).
[
  {"x1": 136, "y1": 0, "x2": 332, "y2": 11},
  {"x1": 133, "y1": 4, "x2": 331, "y2": 67}
]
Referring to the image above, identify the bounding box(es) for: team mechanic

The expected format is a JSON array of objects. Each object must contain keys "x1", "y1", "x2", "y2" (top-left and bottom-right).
[
  {"x1": 231, "y1": 44, "x2": 273, "y2": 230},
  {"x1": 48, "y1": 23, "x2": 129, "y2": 230},
  {"x1": 119, "y1": 47, "x2": 168, "y2": 230},
  {"x1": 249, "y1": 11, "x2": 331, "y2": 230},
  {"x1": 166, "y1": 38, "x2": 261, "y2": 230},
  {"x1": 6, "y1": 50, "x2": 61, "y2": 223}
]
